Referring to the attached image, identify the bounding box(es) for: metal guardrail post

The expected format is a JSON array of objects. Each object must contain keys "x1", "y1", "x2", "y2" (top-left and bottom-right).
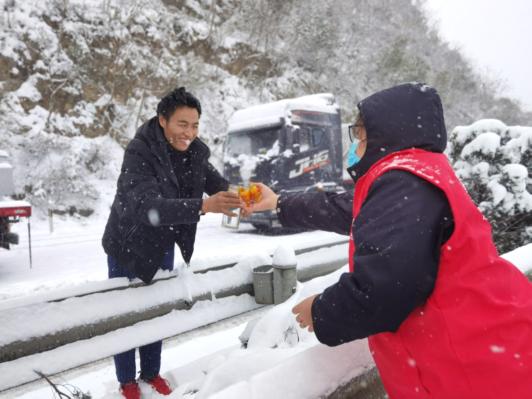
[
  {"x1": 27, "y1": 217, "x2": 32, "y2": 269},
  {"x1": 48, "y1": 208, "x2": 53, "y2": 233},
  {"x1": 252, "y1": 265, "x2": 274, "y2": 304}
]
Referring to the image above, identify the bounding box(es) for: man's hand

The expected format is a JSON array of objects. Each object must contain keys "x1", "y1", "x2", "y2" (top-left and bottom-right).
[
  {"x1": 242, "y1": 182, "x2": 279, "y2": 216},
  {"x1": 201, "y1": 191, "x2": 244, "y2": 217},
  {"x1": 292, "y1": 294, "x2": 318, "y2": 332}
]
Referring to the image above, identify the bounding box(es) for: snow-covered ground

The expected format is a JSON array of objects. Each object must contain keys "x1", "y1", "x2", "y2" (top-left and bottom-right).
[
  {"x1": 0, "y1": 213, "x2": 359, "y2": 398},
  {"x1": 0, "y1": 213, "x2": 530, "y2": 399}
]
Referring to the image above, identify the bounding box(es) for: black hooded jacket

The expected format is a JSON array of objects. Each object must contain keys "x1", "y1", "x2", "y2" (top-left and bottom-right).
[
  {"x1": 278, "y1": 83, "x2": 454, "y2": 344},
  {"x1": 102, "y1": 117, "x2": 228, "y2": 283}
]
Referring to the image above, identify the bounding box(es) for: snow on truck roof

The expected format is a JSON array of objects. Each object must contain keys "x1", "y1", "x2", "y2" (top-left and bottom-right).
[{"x1": 227, "y1": 93, "x2": 338, "y2": 133}]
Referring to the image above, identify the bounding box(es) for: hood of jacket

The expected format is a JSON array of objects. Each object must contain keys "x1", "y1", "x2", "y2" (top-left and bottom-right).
[{"x1": 348, "y1": 82, "x2": 447, "y2": 181}]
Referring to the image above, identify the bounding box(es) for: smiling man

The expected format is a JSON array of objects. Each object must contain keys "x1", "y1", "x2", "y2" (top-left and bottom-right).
[{"x1": 102, "y1": 87, "x2": 243, "y2": 399}]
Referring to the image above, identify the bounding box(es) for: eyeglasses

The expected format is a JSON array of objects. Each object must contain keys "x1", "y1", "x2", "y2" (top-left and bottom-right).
[{"x1": 347, "y1": 122, "x2": 365, "y2": 143}]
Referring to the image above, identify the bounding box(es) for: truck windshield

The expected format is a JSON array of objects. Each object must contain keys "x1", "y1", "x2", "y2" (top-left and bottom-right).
[{"x1": 225, "y1": 128, "x2": 280, "y2": 157}]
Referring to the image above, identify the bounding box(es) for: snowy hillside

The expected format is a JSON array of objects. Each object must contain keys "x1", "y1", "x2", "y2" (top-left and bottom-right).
[{"x1": 1, "y1": 0, "x2": 532, "y2": 217}]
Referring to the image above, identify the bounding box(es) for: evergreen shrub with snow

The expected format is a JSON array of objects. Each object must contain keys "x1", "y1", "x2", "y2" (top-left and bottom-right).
[{"x1": 449, "y1": 119, "x2": 532, "y2": 253}]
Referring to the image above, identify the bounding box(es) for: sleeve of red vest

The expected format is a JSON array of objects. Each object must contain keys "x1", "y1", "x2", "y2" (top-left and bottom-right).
[{"x1": 311, "y1": 170, "x2": 454, "y2": 346}]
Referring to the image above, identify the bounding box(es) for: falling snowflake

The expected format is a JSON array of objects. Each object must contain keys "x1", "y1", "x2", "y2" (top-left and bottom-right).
[{"x1": 490, "y1": 345, "x2": 506, "y2": 354}]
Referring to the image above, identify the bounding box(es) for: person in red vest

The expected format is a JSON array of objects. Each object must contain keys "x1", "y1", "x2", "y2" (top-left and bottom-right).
[{"x1": 247, "y1": 83, "x2": 532, "y2": 398}]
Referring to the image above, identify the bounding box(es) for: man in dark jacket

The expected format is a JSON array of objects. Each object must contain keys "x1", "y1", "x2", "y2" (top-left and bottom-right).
[
  {"x1": 102, "y1": 87, "x2": 242, "y2": 399},
  {"x1": 249, "y1": 83, "x2": 532, "y2": 398}
]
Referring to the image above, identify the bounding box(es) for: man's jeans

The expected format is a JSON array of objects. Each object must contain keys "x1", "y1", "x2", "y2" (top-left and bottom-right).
[{"x1": 107, "y1": 249, "x2": 174, "y2": 384}]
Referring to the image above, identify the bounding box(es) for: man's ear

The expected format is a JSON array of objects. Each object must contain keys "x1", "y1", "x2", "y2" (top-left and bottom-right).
[{"x1": 158, "y1": 115, "x2": 167, "y2": 129}]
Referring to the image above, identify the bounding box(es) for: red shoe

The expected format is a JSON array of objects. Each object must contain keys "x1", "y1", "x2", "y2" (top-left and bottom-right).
[
  {"x1": 120, "y1": 382, "x2": 141, "y2": 399},
  {"x1": 144, "y1": 374, "x2": 172, "y2": 395}
]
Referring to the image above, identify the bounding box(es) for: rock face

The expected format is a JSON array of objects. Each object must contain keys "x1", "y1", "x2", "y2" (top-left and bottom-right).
[{"x1": 1, "y1": 0, "x2": 530, "y2": 216}]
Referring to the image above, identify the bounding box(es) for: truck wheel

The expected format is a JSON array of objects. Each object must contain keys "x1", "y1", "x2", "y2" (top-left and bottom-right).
[{"x1": 251, "y1": 223, "x2": 270, "y2": 232}]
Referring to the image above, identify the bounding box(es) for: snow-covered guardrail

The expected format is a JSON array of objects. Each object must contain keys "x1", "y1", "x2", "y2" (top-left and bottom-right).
[
  {"x1": 0, "y1": 241, "x2": 348, "y2": 365},
  {"x1": 0, "y1": 238, "x2": 349, "y2": 309}
]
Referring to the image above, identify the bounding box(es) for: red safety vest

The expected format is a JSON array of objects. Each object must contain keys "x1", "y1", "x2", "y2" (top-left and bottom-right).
[{"x1": 349, "y1": 148, "x2": 532, "y2": 399}]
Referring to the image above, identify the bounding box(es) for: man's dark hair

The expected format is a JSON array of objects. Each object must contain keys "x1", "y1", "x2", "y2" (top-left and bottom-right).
[{"x1": 156, "y1": 87, "x2": 202, "y2": 120}]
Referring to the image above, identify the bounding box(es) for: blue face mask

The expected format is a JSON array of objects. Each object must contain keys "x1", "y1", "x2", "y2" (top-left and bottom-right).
[{"x1": 347, "y1": 141, "x2": 361, "y2": 167}]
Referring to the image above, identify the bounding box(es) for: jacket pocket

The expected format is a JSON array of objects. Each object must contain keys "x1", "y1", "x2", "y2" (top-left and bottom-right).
[
  {"x1": 125, "y1": 223, "x2": 140, "y2": 240},
  {"x1": 119, "y1": 222, "x2": 140, "y2": 250}
]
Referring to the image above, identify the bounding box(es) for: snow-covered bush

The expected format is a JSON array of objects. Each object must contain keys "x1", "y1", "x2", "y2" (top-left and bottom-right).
[{"x1": 449, "y1": 119, "x2": 532, "y2": 253}]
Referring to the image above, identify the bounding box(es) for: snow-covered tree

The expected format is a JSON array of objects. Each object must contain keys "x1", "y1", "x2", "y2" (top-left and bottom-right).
[{"x1": 449, "y1": 119, "x2": 532, "y2": 253}]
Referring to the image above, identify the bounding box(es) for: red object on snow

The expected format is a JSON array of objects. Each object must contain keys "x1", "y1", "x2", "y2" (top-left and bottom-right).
[
  {"x1": 0, "y1": 201, "x2": 32, "y2": 217},
  {"x1": 0, "y1": 200, "x2": 33, "y2": 267},
  {"x1": 350, "y1": 149, "x2": 532, "y2": 399}
]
